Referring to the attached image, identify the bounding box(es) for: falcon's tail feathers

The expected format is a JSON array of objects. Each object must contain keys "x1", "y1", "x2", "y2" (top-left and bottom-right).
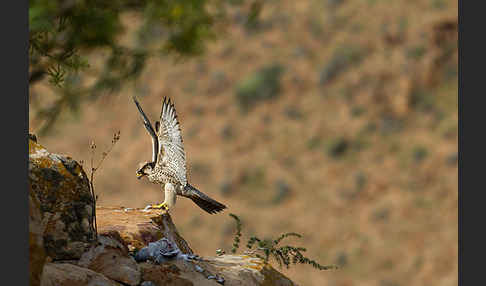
[{"x1": 184, "y1": 184, "x2": 227, "y2": 214}]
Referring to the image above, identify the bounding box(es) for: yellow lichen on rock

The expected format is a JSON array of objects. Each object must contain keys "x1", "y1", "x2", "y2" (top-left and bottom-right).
[{"x1": 29, "y1": 137, "x2": 95, "y2": 260}]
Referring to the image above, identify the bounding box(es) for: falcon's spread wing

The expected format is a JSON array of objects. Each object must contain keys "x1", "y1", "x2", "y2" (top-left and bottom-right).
[
  {"x1": 157, "y1": 97, "x2": 187, "y2": 186},
  {"x1": 133, "y1": 96, "x2": 159, "y2": 163}
]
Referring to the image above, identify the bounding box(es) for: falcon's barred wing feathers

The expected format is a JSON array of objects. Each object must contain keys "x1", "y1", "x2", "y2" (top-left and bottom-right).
[
  {"x1": 132, "y1": 96, "x2": 159, "y2": 163},
  {"x1": 157, "y1": 97, "x2": 187, "y2": 186}
]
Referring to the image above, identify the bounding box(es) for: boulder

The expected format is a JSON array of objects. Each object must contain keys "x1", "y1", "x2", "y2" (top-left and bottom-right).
[
  {"x1": 96, "y1": 207, "x2": 193, "y2": 254},
  {"x1": 139, "y1": 262, "x2": 195, "y2": 286},
  {"x1": 203, "y1": 255, "x2": 296, "y2": 286},
  {"x1": 29, "y1": 184, "x2": 46, "y2": 286},
  {"x1": 78, "y1": 234, "x2": 141, "y2": 285},
  {"x1": 40, "y1": 263, "x2": 122, "y2": 286},
  {"x1": 137, "y1": 254, "x2": 296, "y2": 286},
  {"x1": 29, "y1": 138, "x2": 95, "y2": 260},
  {"x1": 96, "y1": 207, "x2": 296, "y2": 286}
]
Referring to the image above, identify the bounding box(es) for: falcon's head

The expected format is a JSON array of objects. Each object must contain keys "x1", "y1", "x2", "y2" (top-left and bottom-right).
[{"x1": 136, "y1": 162, "x2": 155, "y2": 179}]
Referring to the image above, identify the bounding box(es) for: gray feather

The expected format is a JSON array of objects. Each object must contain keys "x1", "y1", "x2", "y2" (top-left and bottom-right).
[{"x1": 184, "y1": 184, "x2": 227, "y2": 214}]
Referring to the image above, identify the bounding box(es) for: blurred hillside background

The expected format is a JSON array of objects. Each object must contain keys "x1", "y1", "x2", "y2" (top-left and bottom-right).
[{"x1": 29, "y1": 0, "x2": 457, "y2": 285}]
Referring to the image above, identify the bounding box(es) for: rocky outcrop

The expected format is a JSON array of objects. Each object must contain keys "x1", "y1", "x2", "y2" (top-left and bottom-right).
[
  {"x1": 29, "y1": 184, "x2": 46, "y2": 286},
  {"x1": 95, "y1": 207, "x2": 296, "y2": 286},
  {"x1": 29, "y1": 136, "x2": 296, "y2": 286},
  {"x1": 96, "y1": 207, "x2": 193, "y2": 254},
  {"x1": 78, "y1": 234, "x2": 141, "y2": 285},
  {"x1": 29, "y1": 138, "x2": 95, "y2": 260},
  {"x1": 137, "y1": 253, "x2": 296, "y2": 286},
  {"x1": 41, "y1": 263, "x2": 123, "y2": 286},
  {"x1": 204, "y1": 255, "x2": 296, "y2": 286}
]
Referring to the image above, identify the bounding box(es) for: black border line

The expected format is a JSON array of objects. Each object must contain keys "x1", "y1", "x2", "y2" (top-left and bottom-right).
[
  {"x1": 459, "y1": 0, "x2": 483, "y2": 285},
  {"x1": 2, "y1": 0, "x2": 29, "y2": 285}
]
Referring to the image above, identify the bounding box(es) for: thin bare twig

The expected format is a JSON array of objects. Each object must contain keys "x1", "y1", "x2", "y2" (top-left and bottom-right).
[
  {"x1": 89, "y1": 131, "x2": 121, "y2": 240},
  {"x1": 89, "y1": 140, "x2": 98, "y2": 240}
]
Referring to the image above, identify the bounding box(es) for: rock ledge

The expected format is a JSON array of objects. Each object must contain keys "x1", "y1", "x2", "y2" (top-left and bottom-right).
[{"x1": 29, "y1": 137, "x2": 296, "y2": 286}]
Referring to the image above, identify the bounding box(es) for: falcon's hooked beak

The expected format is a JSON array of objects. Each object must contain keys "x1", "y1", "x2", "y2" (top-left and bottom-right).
[{"x1": 136, "y1": 171, "x2": 144, "y2": 179}]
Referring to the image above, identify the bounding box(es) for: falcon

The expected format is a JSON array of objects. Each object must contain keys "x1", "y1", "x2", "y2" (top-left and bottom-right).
[{"x1": 133, "y1": 96, "x2": 227, "y2": 214}]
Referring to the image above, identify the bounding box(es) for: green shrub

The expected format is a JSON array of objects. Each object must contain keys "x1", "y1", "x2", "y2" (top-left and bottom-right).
[
  {"x1": 228, "y1": 214, "x2": 338, "y2": 271},
  {"x1": 235, "y1": 63, "x2": 285, "y2": 111},
  {"x1": 319, "y1": 44, "x2": 366, "y2": 85},
  {"x1": 412, "y1": 146, "x2": 428, "y2": 163},
  {"x1": 326, "y1": 137, "x2": 349, "y2": 159}
]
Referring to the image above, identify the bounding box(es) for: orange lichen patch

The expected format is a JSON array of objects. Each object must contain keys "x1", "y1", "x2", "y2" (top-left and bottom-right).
[
  {"x1": 29, "y1": 139, "x2": 85, "y2": 181},
  {"x1": 29, "y1": 138, "x2": 46, "y2": 154},
  {"x1": 247, "y1": 264, "x2": 265, "y2": 271},
  {"x1": 210, "y1": 255, "x2": 266, "y2": 271},
  {"x1": 250, "y1": 260, "x2": 269, "y2": 269}
]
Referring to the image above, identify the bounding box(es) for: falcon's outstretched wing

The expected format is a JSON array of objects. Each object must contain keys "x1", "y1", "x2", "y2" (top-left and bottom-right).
[
  {"x1": 157, "y1": 97, "x2": 187, "y2": 185},
  {"x1": 133, "y1": 96, "x2": 159, "y2": 163}
]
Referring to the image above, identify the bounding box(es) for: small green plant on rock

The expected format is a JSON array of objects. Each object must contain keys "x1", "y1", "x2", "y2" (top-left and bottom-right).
[{"x1": 228, "y1": 213, "x2": 338, "y2": 271}]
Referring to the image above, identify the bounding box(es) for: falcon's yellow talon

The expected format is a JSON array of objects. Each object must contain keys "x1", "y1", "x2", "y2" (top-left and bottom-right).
[{"x1": 151, "y1": 202, "x2": 169, "y2": 211}]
